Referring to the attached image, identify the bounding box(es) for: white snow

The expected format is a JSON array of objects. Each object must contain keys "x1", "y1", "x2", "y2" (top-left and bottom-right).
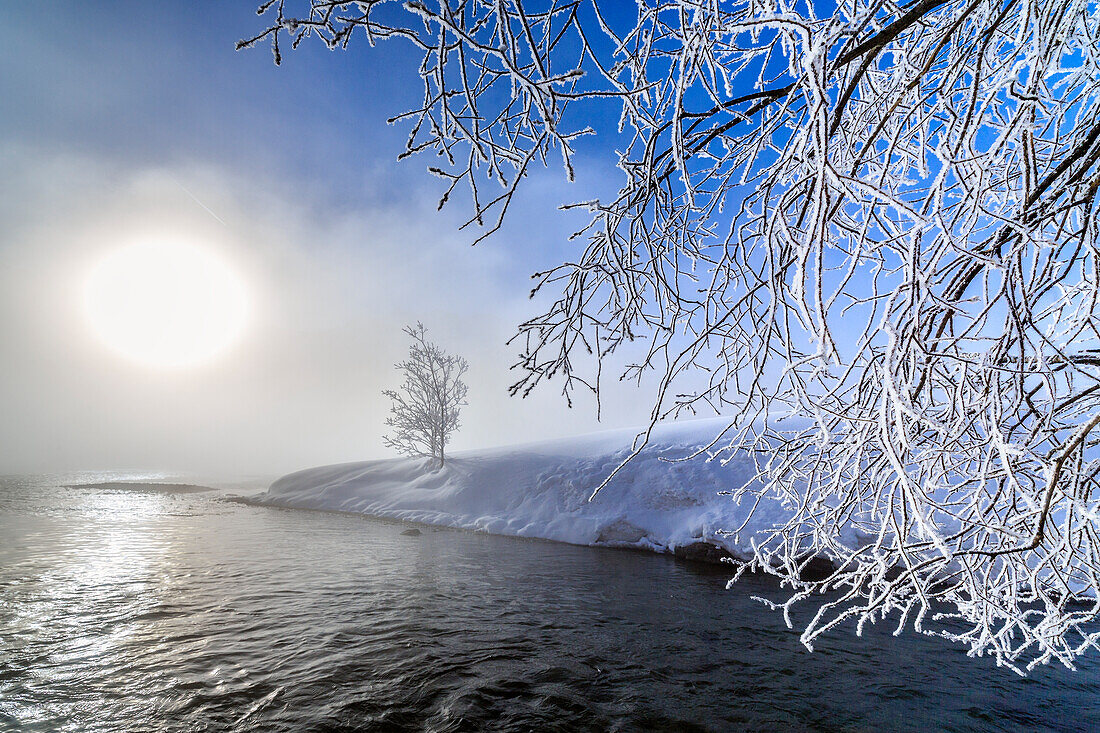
[{"x1": 245, "y1": 417, "x2": 804, "y2": 559}]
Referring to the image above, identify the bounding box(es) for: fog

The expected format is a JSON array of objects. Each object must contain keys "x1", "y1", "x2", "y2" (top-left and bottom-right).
[
  {"x1": 0, "y1": 3, "x2": 654, "y2": 477},
  {"x1": 1, "y1": 146, "x2": 664, "y2": 476}
]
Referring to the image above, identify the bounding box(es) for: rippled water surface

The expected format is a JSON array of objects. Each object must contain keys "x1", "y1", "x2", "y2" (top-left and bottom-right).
[{"x1": 2, "y1": 474, "x2": 1098, "y2": 732}]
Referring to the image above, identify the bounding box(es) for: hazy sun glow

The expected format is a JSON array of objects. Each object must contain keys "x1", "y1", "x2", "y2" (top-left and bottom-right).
[{"x1": 83, "y1": 239, "x2": 248, "y2": 368}]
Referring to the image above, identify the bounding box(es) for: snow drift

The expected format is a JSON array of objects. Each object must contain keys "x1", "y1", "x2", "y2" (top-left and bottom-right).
[{"x1": 247, "y1": 418, "x2": 796, "y2": 559}]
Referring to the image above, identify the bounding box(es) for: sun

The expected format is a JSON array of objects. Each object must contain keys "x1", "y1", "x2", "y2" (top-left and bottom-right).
[{"x1": 83, "y1": 239, "x2": 248, "y2": 368}]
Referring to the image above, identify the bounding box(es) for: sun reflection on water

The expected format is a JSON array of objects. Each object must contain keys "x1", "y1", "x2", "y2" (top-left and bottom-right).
[{"x1": 2, "y1": 477, "x2": 177, "y2": 728}]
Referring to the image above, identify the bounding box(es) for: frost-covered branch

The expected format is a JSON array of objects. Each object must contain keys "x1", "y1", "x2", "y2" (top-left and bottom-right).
[{"x1": 243, "y1": 0, "x2": 1100, "y2": 672}]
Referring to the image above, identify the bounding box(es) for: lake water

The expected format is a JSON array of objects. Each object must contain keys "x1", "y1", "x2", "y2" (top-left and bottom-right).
[{"x1": 2, "y1": 474, "x2": 1097, "y2": 732}]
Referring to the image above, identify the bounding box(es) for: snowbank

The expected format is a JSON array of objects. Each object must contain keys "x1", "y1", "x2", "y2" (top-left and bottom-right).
[{"x1": 246, "y1": 418, "x2": 795, "y2": 559}]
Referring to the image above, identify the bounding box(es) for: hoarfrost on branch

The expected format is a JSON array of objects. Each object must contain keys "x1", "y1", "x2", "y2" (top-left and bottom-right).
[{"x1": 242, "y1": 0, "x2": 1100, "y2": 672}]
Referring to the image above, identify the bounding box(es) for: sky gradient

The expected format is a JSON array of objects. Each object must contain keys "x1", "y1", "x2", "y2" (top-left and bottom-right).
[{"x1": 0, "y1": 1, "x2": 654, "y2": 476}]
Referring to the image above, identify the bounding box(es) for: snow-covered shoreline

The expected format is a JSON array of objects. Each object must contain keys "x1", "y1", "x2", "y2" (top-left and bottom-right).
[{"x1": 243, "y1": 418, "x2": 805, "y2": 561}]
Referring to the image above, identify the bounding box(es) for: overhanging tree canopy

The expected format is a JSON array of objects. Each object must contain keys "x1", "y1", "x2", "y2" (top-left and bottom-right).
[{"x1": 242, "y1": 0, "x2": 1100, "y2": 673}]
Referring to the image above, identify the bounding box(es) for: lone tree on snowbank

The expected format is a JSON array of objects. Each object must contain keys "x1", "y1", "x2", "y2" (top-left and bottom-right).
[
  {"x1": 244, "y1": 1, "x2": 1100, "y2": 672},
  {"x1": 382, "y1": 323, "x2": 468, "y2": 468}
]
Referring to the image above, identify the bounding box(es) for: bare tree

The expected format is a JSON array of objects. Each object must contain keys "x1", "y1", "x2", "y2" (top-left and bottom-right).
[
  {"x1": 242, "y1": 1, "x2": 1100, "y2": 672},
  {"x1": 382, "y1": 323, "x2": 468, "y2": 468}
]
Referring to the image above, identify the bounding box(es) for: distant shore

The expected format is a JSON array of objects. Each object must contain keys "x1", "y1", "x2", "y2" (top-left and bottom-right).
[{"x1": 65, "y1": 481, "x2": 216, "y2": 493}]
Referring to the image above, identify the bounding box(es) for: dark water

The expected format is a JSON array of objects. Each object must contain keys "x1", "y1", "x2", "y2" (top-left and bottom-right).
[{"x1": 1, "y1": 475, "x2": 1097, "y2": 732}]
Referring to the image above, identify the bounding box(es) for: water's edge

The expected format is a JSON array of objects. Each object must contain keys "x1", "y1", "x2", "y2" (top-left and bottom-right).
[{"x1": 228, "y1": 493, "x2": 835, "y2": 580}]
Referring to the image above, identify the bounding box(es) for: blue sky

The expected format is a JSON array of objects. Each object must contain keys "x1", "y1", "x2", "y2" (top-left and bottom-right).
[{"x1": 0, "y1": 1, "x2": 649, "y2": 475}]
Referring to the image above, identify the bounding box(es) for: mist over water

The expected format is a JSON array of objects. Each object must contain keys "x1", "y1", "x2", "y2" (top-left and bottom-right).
[{"x1": 2, "y1": 475, "x2": 1097, "y2": 732}]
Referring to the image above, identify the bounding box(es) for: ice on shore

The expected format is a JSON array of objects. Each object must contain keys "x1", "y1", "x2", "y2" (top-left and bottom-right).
[{"x1": 247, "y1": 418, "x2": 794, "y2": 559}]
